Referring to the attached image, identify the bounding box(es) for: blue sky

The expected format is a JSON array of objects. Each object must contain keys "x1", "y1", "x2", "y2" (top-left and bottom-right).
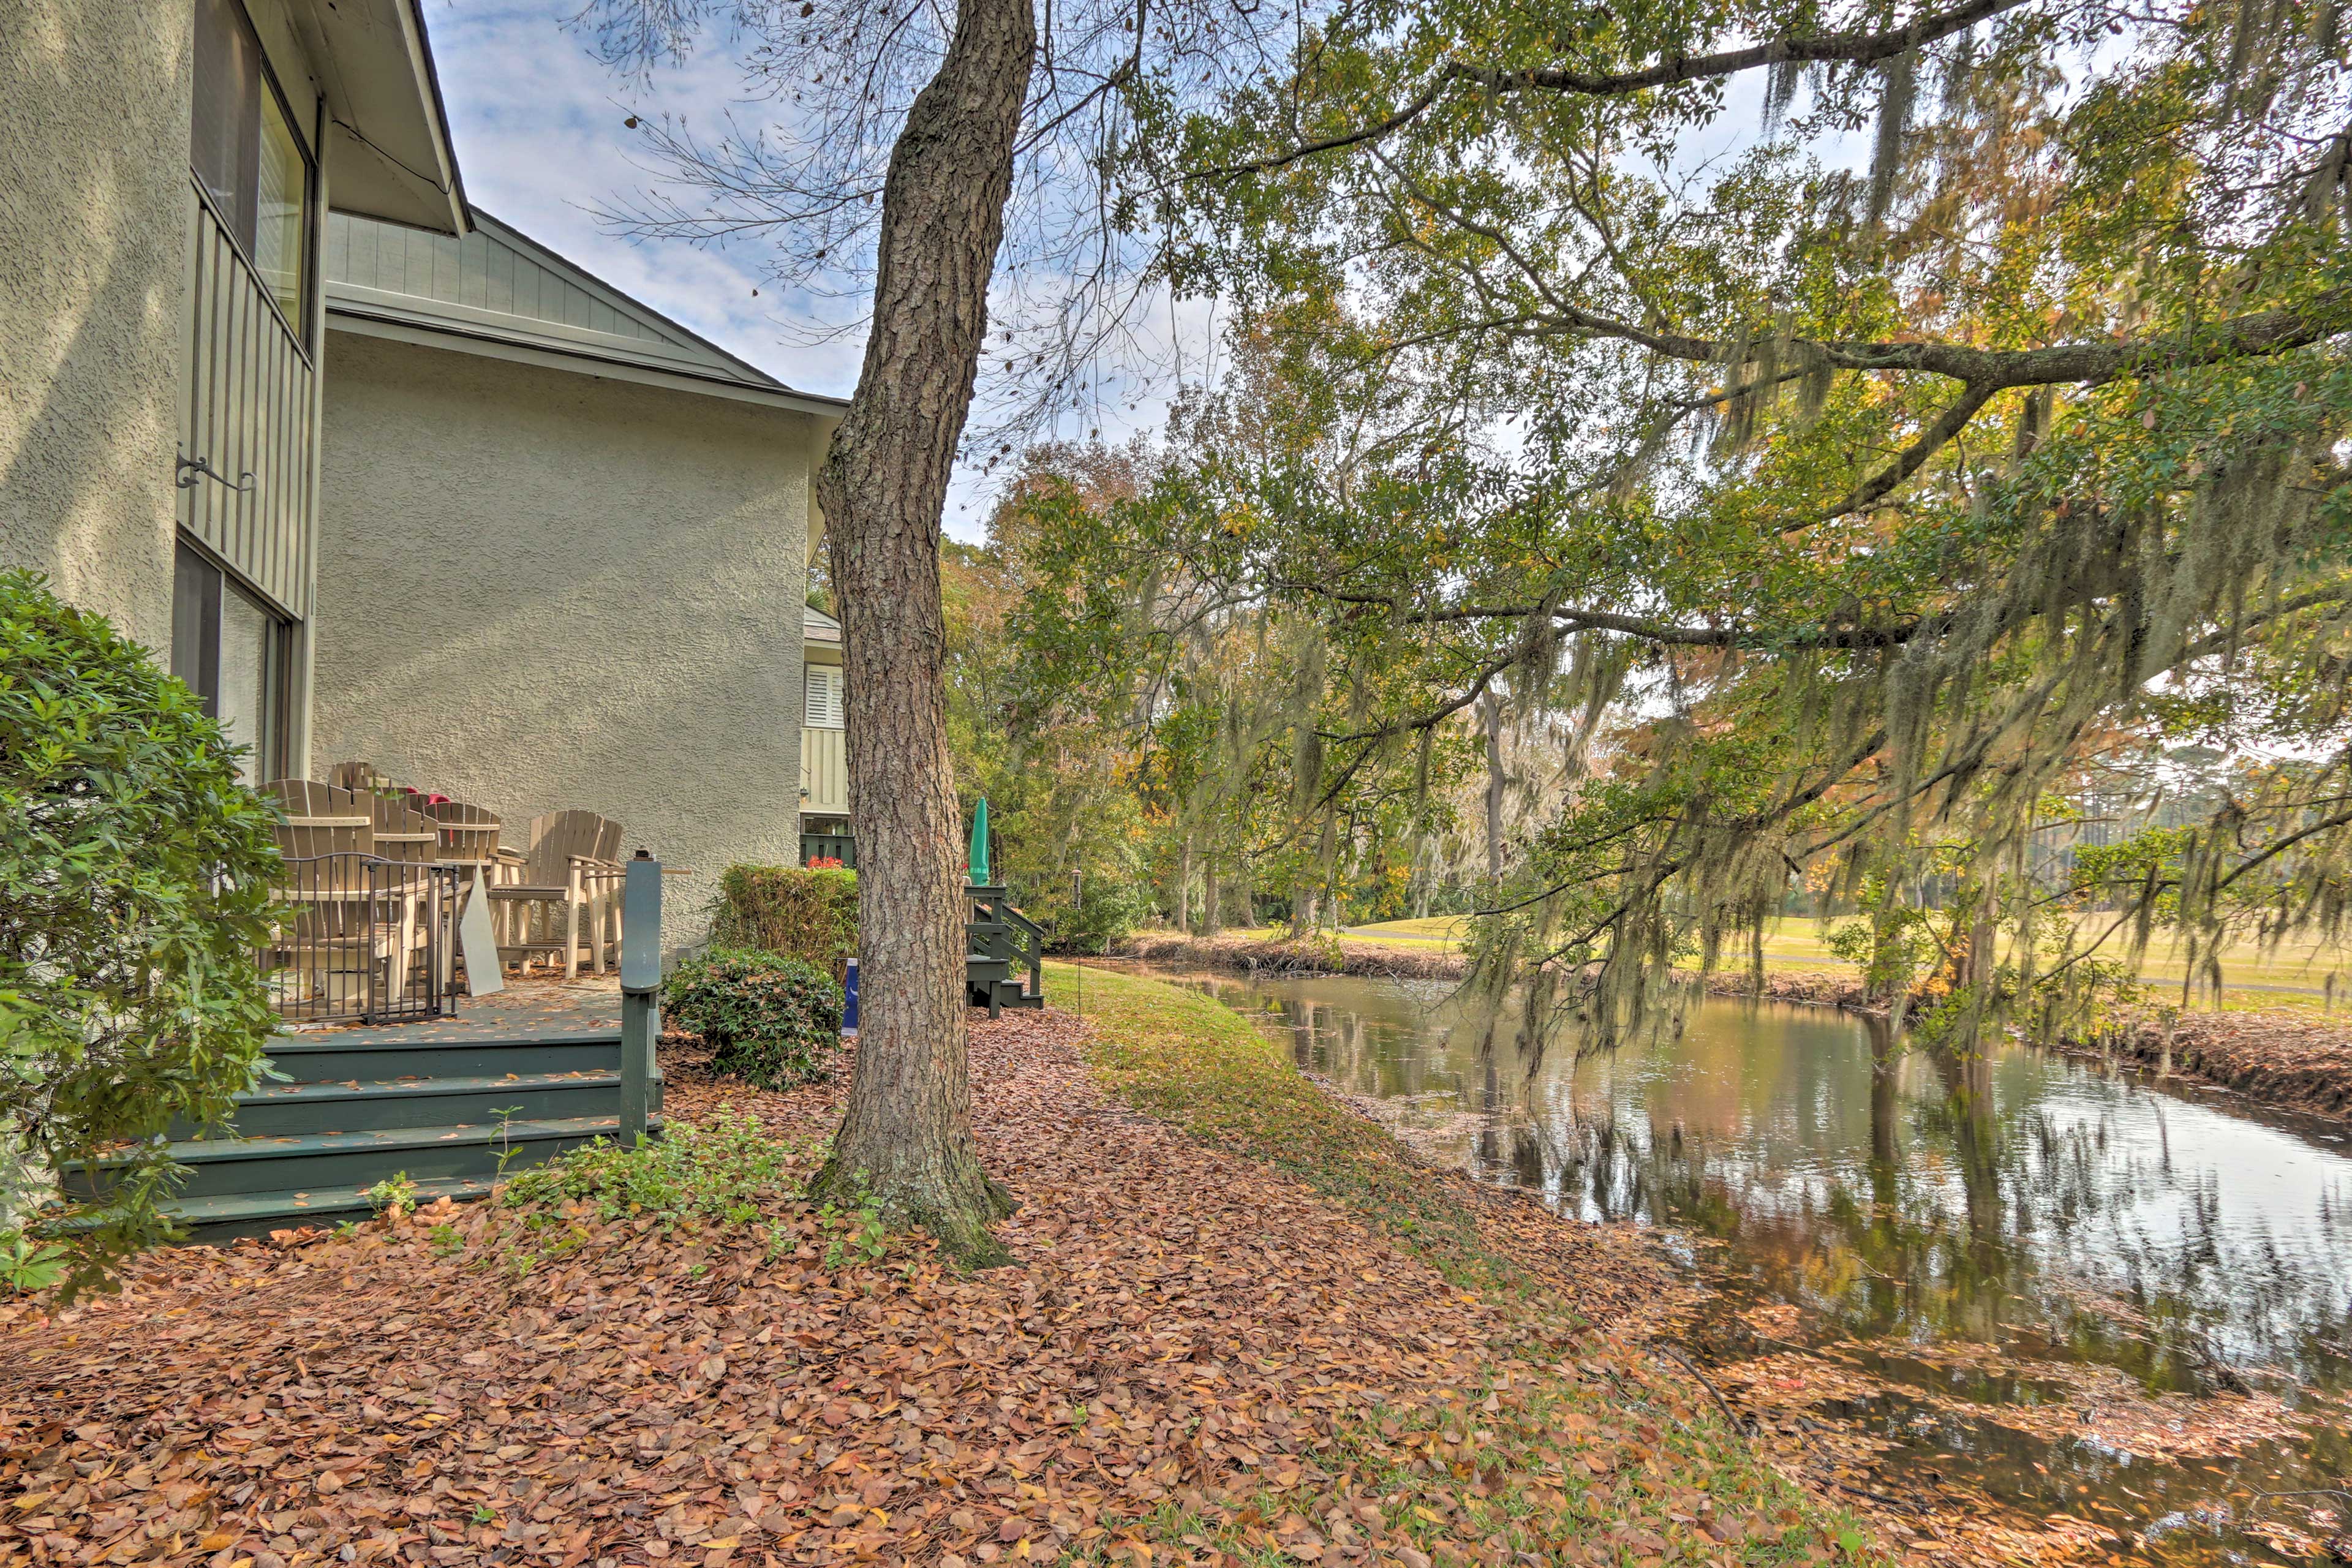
[
  {"x1": 418, "y1": 3, "x2": 1874, "y2": 544},
  {"x1": 426, "y1": 2, "x2": 1023, "y2": 538},
  {"x1": 429, "y1": 4, "x2": 853, "y2": 388}
]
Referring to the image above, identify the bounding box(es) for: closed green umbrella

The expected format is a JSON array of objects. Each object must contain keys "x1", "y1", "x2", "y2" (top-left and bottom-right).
[{"x1": 968, "y1": 797, "x2": 989, "y2": 886}]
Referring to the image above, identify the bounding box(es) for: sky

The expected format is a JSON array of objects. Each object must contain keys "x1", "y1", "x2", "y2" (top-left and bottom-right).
[
  {"x1": 418, "y1": 3, "x2": 1895, "y2": 545},
  {"x1": 424, "y1": 0, "x2": 1180, "y2": 541}
]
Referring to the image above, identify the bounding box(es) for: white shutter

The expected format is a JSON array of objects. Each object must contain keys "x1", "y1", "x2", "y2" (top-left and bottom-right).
[{"x1": 804, "y1": 666, "x2": 845, "y2": 728}]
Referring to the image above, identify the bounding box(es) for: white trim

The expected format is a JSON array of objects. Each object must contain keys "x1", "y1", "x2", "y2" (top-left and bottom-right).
[
  {"x1": 327, "y1": 279, "x2": 728, "y2": 375},
  {"x1": 325, "y1": 312, "x2": 850, "y2": 417}
]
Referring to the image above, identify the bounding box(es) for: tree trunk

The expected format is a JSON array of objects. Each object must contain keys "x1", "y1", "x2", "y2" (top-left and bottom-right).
[
  {"x1": 1177, "y1": 834, "x2": 1194, "y2": 935},
  {"x1": 812, "y1": 0, "x2": 1035, "y2": 1265},
  {"x1": 1481, "y1": 691, "x2": 1506, "y2": 881}
]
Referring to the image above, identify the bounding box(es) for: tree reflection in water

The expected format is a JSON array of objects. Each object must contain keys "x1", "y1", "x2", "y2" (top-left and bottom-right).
[{"x1": 1172, "y1": 969, "x2": 2352, "y2": 1396}]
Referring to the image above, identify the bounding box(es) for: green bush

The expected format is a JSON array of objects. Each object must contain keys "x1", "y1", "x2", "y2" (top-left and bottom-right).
[
  {"x1": 1023, "y1": 872, "x2": 1150, "y2": 954},
  {"x1": 502, "y1": 1108, "x2": 800, "y2": 1227},
  {"x1": 663, "y1": 946, "x2": 842, "y2": 1088},
  {"x1": 709, "y1": 864, "x2": 858, "y2": 976},
  {"x1": 0, "y1": 570, "x2": 281, "y2": 1291}
]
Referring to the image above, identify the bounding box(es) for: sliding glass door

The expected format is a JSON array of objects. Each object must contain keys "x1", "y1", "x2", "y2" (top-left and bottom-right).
[{"x1": 173, "y1": 540, "x2": 288, "y2": 782}]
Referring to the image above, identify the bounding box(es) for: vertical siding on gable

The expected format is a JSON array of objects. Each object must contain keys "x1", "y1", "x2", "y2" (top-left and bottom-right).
[{"x1": 320, "y1": 213, "x2": 792, "y2": 385}]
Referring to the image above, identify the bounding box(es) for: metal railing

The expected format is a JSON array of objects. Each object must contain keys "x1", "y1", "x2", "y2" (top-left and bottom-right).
[
  {"x1": 801, "y1": 831, "x2": 856, "y2": 869},
  {"x1": 263, "y1": 854, "x2": 461, "y2": 1024}
]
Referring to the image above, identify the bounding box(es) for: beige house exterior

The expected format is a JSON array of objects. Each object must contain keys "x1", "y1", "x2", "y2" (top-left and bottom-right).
[
  {"x1": 2, "y1": 1, "x2": 848, "y2": 926},
  {"x1": 5, "y1": 0, "x2": 466, "y2": 771},
  {"x1": 802, "y1": 604, "x2": 850, "y2": 840},
  {"x1": 312, "y1": 211, "x2": 842, "y2": 913}
]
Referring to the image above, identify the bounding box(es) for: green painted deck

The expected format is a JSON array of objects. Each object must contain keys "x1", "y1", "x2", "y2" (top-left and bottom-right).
[{"x1": 83, "y1": 978, "x2": 660, "y2": 1242}]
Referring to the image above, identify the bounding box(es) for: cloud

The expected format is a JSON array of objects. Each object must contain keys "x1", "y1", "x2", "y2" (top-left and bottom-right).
[
  {"x1": 427, "y1": 2, "x2": 1219, "y2": 542},
  {"x1": 428, "y1": 6, "x2": 864, "y2": 391}
]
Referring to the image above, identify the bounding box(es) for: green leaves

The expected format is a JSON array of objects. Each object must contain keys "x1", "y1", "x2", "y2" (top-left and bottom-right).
[
  {"x1": 663, "y1": 948, "x2": 844, "y2": 1089},
  {"x1": 0, "y1": 570, "x2": 281, "y2": 1295},
  {"x1": 500, "y1": 1107, "x2": 807, "y2": 1227}
]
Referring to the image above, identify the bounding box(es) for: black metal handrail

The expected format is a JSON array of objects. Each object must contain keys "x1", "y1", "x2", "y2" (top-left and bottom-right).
[{"x1": 263, "y1": 854, "x2": 461, "y2": 1025}]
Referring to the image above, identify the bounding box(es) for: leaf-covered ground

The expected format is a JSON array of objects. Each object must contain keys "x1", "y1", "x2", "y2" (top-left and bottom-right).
[{"x1": 0, "y1": 967, "x2": 1883, "y2": 1568}]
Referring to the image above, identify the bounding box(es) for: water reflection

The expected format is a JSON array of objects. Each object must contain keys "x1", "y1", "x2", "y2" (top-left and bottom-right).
[{"x1": 1178, "y1": 971, "x2": 2352, "y2": 1395}]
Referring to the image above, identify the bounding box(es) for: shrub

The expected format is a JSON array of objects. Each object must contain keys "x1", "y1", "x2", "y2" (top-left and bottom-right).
[
  {"x1": 502, "y1": 1108, "x2": 800, "y2": 1226},
  {"x1": 709, "y1": 864, "x2": 857, "y2": 975},
  {"x1": 1023, "y1": 872, "x2": 1150, "y2": 954},
  {"x1": 663, "y1": 947, "x2": 842, "y2": 1088},
  {"x1": 0, "y1": 570, "x2": 282, "y2": 1292}
]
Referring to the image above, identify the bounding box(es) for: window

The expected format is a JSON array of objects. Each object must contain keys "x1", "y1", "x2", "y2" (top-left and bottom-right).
[
  {"x1": 173, "y1": 541, "x2": 287, "y2": 782},
  {"x1": 191, "y1": 0, "x2": 314, "y2": 337},
  {"x1": 804, "y1": 666, "x2": 845, "y2": 729}
]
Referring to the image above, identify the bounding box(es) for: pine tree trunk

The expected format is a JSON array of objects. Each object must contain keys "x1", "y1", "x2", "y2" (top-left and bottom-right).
[{"x1": 811, "y1": 0, "x2": 1035, "y2": 1265}]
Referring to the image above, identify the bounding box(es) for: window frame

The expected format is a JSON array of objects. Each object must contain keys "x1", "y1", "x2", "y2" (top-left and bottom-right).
[
  {"x1": 189, "y1": 0, "x2": 319, "y2": 353},
  {"x1": 172, "y1": 536, "x2": 293, "y2": 782},
  {"x1": 804, "y1": 665, "x2": 845, "y2": 729}
]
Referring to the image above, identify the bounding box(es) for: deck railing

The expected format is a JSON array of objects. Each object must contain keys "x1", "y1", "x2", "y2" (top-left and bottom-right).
[
  {"x1": 968, "y1": 884, "x2": 1044, "y2": 1003},
  {"x1": 801, "y1": 831, "x2": 856, "y2": 869},
  {"x1": 263, "y1": 855, "x2": 461, "y2": 1024}
]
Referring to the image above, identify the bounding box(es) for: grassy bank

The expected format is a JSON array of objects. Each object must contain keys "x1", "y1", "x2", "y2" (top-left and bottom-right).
[
  {"x1": 1120, "y1": 925, "x2": 2352, "y2": 1125},
  {"x1": 1333, "y1": 915, "x2": 2349, "y2": 1016},
  {"x1": 1044, "y1": 960, "x2": 1890, "y2": 1567}
]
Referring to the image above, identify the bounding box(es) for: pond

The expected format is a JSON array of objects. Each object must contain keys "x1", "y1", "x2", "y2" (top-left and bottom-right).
[{"x1": 1145, "y1": 965, "x2": 2352, "y2": 1564}]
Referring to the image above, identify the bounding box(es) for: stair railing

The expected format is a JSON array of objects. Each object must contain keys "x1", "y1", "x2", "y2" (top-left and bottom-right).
[
  {"x1": 968, "y1": 885, "x2": 1044, "y2": 1001},
  {"x1": 619, "y1": 851, "x2": 662, "y2": 1147}
]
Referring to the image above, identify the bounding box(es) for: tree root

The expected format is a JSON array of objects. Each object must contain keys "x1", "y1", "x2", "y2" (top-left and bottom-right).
[{"x1": 808, "y1": 1153, "x2": 1020, "y2": 1270}]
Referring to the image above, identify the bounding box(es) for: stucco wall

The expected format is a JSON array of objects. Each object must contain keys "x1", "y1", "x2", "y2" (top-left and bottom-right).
[
  {"x1": 312, "y1": 331, "x2": 812, "y2": 938},
  {"x1": 0, "y1": 0, "x2": 193, "y2": 649}
]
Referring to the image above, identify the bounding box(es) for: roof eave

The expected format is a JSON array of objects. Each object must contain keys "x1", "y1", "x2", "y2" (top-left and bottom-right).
[{"x1": 306, "y1": 0, "x2": 469, "y2": 236}]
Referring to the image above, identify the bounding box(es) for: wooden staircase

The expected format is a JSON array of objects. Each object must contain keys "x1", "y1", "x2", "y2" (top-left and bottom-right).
[
  {"x1": 67, "y1": 1025, "x2": 665, "y2": 1241},
  {"x1": 58, "y1": 854, "x2": 679, "y2": 1245},
  {"x1": 967, "y1": 884, "x2": 1046, "y2": 1015}
]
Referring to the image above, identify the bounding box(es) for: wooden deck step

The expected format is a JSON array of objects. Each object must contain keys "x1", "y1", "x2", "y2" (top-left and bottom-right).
[
  {"x1": 260, "y1": 1029, "x2": 624, "y2": 1082},
  {"x1": 77, "y1": 1114, "x2": 651, "y2": 1200},
  {"x1": 176, "y1": 1070, "x2": 641, "y2": 1137},
  {"x1": 161, "y1": 1176, "x2": 501, "y2": 1242}
]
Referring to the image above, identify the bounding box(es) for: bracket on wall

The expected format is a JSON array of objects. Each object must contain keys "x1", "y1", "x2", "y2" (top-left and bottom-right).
[{"x1": 175, "y1": 448, "x2": 257, "y2": 493}]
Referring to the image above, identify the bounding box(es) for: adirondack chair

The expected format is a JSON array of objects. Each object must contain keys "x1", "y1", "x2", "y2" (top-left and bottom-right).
[
  {"x1": 262, "y1": 778, "x2": 373, "y2": 858},
  {"x1": 259, "y1": 782, "x2": 380, "y2": 1018},
  {"x1": 363, "y1": 795, "x2": 442, "y2": 991},
  {"x1": 488, "y1": 810, "x2": 627, "y2": 978},
  {"x1": 325, "y1": 760, "x2": 393, "y2": 793},
  {"x1": 257, "y1": 782, "x2": 455, "y2": 1020},
  {"x1": 421, "y1": 799, "x2": 503, "y2": 872},
  {"x1": 366, "y1": 794, "x2": 437, "y2": 862}
]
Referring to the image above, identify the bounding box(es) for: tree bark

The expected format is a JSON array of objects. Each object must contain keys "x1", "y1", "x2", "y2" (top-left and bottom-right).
[
  {"x1": 1481, "y1": 691, "x2": 1506, "y2": 881},
  {"x1": 1177, "y1": 834, "x2": 1194, "y2": 934},
  {"x1": 812, "y1": 0, "x2": 1036, "y2": 1265}
]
